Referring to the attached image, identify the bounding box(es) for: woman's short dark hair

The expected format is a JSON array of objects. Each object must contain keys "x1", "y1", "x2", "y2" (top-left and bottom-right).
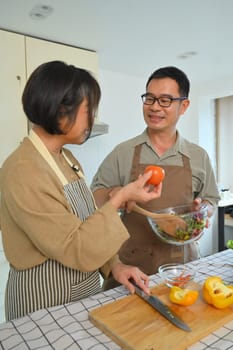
[
  {"x1": 22, "y1": 60, "x2": 101, "y2": 136},
  {"x1": 146, "y1": 66, "x2": 190, "y2": 98}
]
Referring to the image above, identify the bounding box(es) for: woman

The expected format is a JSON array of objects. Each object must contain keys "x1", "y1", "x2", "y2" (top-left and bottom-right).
[{"x1": 0, "y1": 61, "x2": 162, "y2": 320}]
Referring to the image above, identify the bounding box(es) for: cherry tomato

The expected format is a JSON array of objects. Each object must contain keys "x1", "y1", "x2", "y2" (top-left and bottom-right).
[{"x1": 144, "y1": 165, "x2": 165, "y2": 185}]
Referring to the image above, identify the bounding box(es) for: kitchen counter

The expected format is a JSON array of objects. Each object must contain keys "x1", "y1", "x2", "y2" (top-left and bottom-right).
[{"x1": 0, "y1": 249, "x2": 233, "y2": 350}]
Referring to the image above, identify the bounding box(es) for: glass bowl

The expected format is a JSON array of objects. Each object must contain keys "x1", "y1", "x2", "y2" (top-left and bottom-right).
[
  {"x1": 147, "y1": 203, "x2": 208, "y2": 246},
  {"x1": 158, "y1": 263, "x2": 195, "y2": 288}
]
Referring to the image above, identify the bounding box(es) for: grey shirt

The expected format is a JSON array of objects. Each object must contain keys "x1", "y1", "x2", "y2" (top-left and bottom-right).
[{"x1": 91, "y1": 129, "x2": 220, "y2": 206}]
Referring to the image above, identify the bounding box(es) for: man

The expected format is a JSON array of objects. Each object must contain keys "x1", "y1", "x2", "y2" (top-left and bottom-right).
[{"x1": 91, "y1": 66, "x2": 220, "y2": 284}]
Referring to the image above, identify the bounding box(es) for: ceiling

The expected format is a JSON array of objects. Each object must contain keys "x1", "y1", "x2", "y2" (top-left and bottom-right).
[{"x1": 1, "y1": 0, "x2": 233, "y2": 85}]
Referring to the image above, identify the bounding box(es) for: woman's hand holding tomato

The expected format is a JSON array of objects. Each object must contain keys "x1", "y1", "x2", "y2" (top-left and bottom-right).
[
  {"x1": 144, "y1": 165, "x2": 165, "y2": 185},
  {"x1": 123, "y1": 170, "x2": 163, "y2": 213},
  {"x1": 108, "y1": 170, "x2": 162, "y2": 212}
]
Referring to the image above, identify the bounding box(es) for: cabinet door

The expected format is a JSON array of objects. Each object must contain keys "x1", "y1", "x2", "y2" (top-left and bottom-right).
[
  {"x1": 25, "y1": 37, "x2": 98, "y2": 79},
  {"x1": 0, "y1": 30, "x2": 27, "y2": 166}
]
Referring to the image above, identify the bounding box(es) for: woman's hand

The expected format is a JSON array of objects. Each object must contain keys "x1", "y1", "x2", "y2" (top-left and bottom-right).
[
  {"x1": 109, "y1": 171, "x2": 162, "y2": 211},
  {"x1": 111, "y1": 262, "x2": 150, "y2": 295}
]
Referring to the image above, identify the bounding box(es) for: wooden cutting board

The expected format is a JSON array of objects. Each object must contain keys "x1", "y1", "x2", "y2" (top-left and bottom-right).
[{"x1": 89, "y1": 283, "x2": 233, "y2": 350}]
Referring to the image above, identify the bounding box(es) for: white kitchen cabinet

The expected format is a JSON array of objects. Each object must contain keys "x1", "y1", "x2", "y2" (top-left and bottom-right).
[
  {"x1": 25, "y1": 36, "x2": 98, "y2": 79},
  {"x1": 0, "y1": 232, "x2": 9, "y2": 323},
  {"x1": 0, "y1": 29, "x2": 98, "y2": 167},
  {"x1": 0, "y1": 30, "x2": 27, "y2": 166}
]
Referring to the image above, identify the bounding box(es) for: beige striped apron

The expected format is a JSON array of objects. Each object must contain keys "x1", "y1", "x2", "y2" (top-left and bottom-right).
[{"x1": 5, "y1": 130, "x2": 101, "y2": 321}]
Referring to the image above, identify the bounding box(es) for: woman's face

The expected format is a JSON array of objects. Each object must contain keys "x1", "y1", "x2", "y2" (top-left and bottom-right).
[{"x1": 60, "y1": 98, "x2": 91, "y2": 144}]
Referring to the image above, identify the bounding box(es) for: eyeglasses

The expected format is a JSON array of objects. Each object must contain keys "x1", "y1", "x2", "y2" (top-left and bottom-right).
[{"x1": 141, "y1": 93, "x2": 187, "y2": 108}]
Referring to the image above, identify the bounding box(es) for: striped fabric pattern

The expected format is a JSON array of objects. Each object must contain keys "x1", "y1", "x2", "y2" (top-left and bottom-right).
[
  {"x1": 64, "y1": 178, "x2": 96, "y2": 220},
  {"x1": 5, "y1": 177, "x2": 101, "y2": 321}
]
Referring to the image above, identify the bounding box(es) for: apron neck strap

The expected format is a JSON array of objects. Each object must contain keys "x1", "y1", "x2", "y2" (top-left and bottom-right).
[
  {"x1": 61, "y1": 150, "x2": 85, "y2": 179},
  {"x1": 28, "y1": 130, "x2": 68, "y2": 186}
]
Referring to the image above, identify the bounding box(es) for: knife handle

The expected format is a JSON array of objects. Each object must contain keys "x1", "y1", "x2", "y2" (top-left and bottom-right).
[
  {"x1": 129, "y1": 278, "x2": 141, "y2": 289},
  {"x1": 129, "y1": 278, "x2": 145, "y2": 293}
]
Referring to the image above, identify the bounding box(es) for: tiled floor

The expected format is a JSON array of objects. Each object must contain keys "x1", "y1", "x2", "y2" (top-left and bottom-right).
[{"x1": 0, "y1": 234, "x2": 9, "y2": 324}]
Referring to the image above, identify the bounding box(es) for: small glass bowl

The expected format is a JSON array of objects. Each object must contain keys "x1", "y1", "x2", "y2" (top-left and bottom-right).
[{"x1": 158, "y1": 263, "x2": 195, "y2": 288}]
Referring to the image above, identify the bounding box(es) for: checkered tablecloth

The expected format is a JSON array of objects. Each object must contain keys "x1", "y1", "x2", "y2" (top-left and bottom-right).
[{"x1": 0, "y1": 249, "x2": 233, "y2": 350}]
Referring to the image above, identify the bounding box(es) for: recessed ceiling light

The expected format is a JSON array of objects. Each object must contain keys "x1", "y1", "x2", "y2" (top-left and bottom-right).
[
  {"x1": 29, "y1": 4, "x2": 53, "y2": 20},
  {"x1": 177, "y1": 51, "x2": 198, "y2": 59}
]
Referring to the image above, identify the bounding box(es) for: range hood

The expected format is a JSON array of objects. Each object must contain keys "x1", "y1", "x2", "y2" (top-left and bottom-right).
[{"x1": 90, "y1": 121, "x2": 109, "y2": 138}]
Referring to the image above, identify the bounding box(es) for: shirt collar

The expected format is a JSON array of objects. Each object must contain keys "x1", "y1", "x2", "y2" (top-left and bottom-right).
[
  {"x1": 175, "y1": 132, "x2": 191, "y2": 158},
  {"x1": 137, "y1": 128, "x2": 191, "y2": 159}
]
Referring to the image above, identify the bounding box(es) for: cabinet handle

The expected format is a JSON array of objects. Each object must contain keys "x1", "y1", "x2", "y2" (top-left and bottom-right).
[{"x1": 16, "y1": 75, "x2": 21, "y2": 81}]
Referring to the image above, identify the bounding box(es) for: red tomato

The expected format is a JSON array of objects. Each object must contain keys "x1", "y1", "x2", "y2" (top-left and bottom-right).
[{"x1": 144, "y1": 165, "x2": 165, "y2": 185}]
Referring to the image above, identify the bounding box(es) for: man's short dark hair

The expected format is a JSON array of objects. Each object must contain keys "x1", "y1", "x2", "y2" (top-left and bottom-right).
[{"x1": 146, "y1": 66, "x2": 190, "y2": 97}]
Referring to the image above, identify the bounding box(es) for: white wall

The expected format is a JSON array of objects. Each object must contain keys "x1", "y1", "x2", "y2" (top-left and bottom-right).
[
  {"x1": 185, "y1": 75, "x2": 233, "y2": 256},
  {"x1": 193, "y1": 74, "x2": 233, "y2": 165},
  {"x1": 68, "y1": 69, "x2": 146, "y2": 185}
]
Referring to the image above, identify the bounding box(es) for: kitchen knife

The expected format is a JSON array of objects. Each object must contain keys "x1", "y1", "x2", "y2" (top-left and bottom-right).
[{"x1": 130, "y1": 279, "x2": 191, "y2": 332}]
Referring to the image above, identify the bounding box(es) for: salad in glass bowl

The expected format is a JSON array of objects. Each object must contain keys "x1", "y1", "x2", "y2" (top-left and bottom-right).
[{"x1": 147, "y1": 203, "x2": 208, "y2": 245}]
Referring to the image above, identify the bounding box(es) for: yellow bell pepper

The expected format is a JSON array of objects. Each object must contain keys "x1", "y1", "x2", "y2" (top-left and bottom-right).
[
  {"x1": 169, "y1": 286, "x2": 199, "y2": 306},
  {"x1": 203, "y1": 276, "x2": 233, "y2": 309}
]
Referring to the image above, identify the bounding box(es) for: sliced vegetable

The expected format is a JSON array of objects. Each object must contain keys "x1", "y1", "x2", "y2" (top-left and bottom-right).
[
  {"x1": 203, "y1": 276, "x2": 233, "y2": 309},
  {"x1": 157, "y1": 209, "x2": 207, "y2": 242},
  {"x1": 170, "y1": 271, "x2": 193, "y2": 288},
  {"x1": 169, "y1": 286, "x2": 199, "y2": 306},
  {"x1": 174, "y1": 213, "x2": 206, "y2": 240}
]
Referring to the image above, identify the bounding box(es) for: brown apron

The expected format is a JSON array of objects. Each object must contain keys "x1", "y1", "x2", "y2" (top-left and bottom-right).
[{"x1": 103, "y1": 144, "x2": 199, "y2": 290}]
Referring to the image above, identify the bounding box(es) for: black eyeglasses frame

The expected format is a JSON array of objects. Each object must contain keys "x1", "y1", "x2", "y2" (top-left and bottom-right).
[{"x1": 141, "y1": 93, "x2": 187, "y2": 107}]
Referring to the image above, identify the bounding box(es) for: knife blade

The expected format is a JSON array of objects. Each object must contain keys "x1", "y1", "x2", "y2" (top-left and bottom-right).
[{"x1": 130, "y1": 279, "x2": 191, "y2": 332}]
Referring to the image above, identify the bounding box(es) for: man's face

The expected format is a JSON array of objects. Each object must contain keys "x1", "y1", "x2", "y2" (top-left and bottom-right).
[{"x1": 143, "y1": 77, "x2": 189, "y2": 132}]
